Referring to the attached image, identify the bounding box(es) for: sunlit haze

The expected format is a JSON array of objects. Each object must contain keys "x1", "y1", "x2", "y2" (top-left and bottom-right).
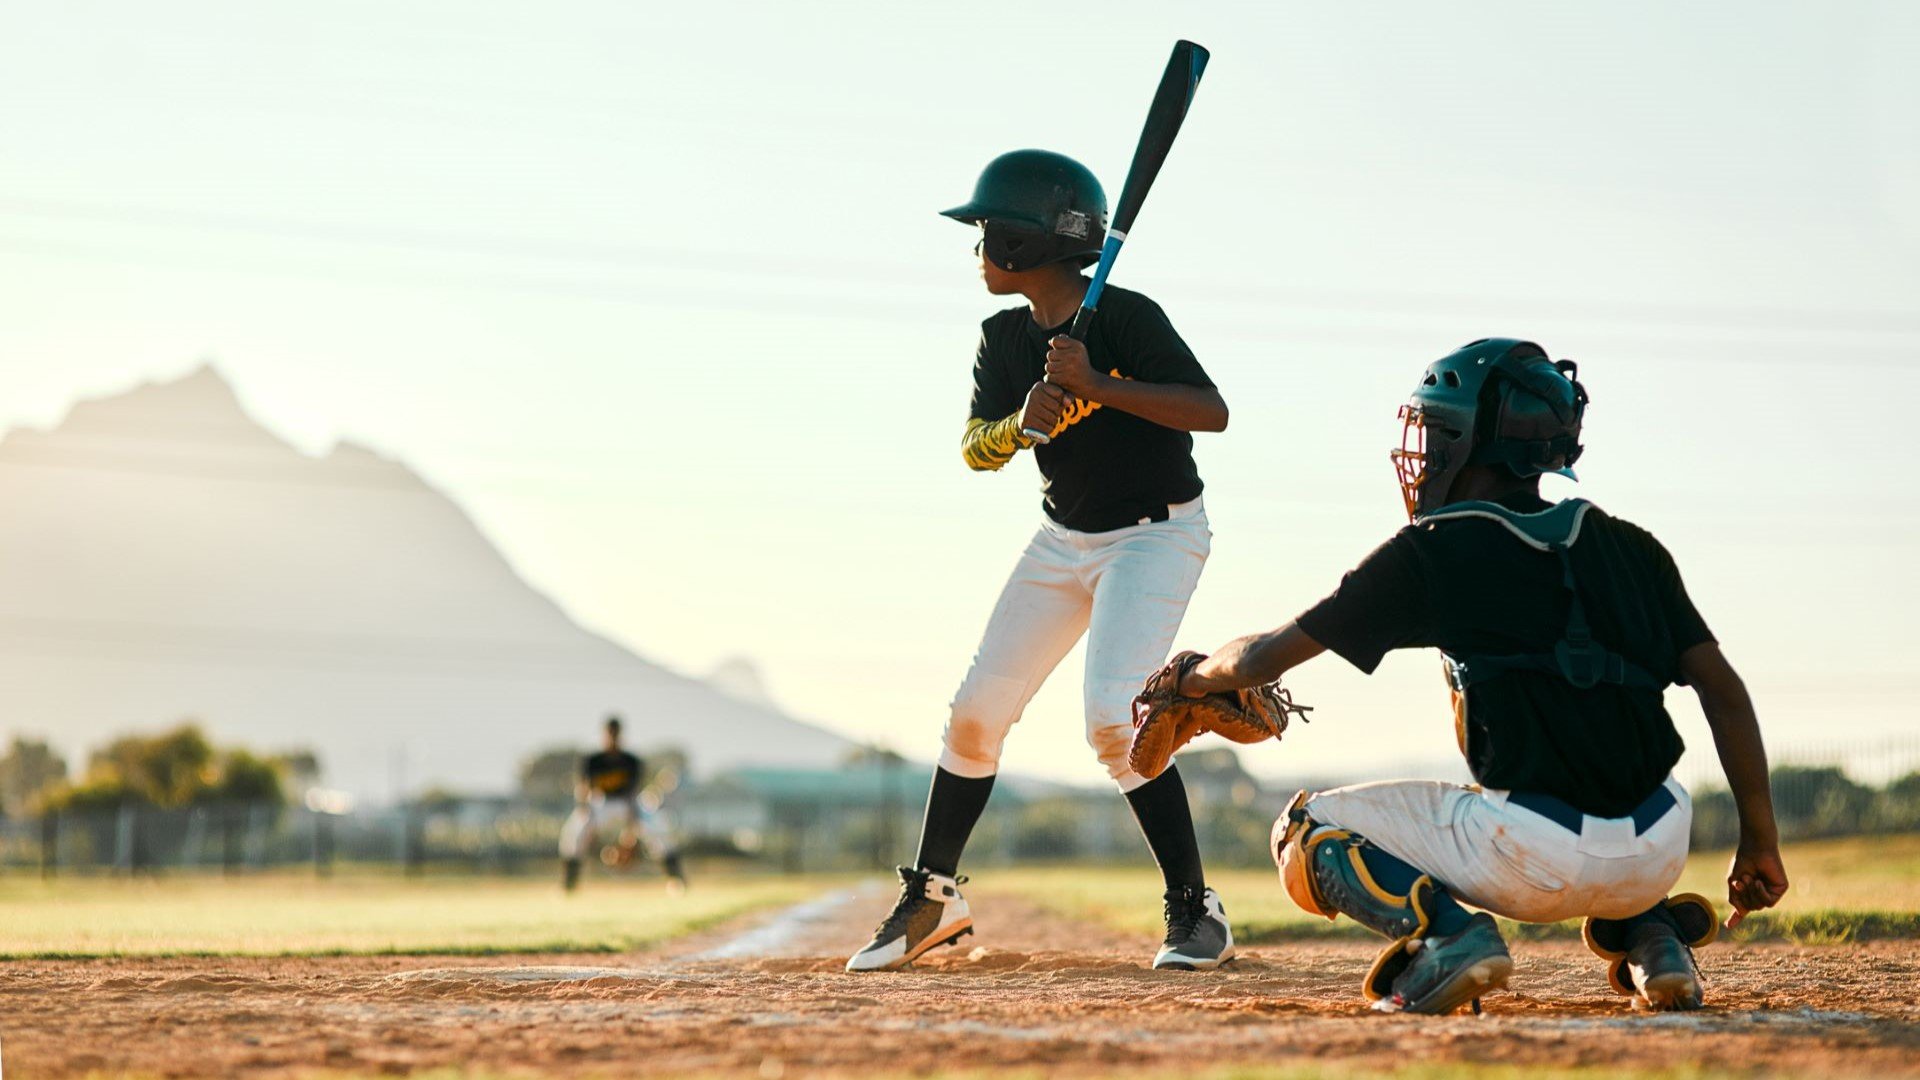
[{"x1": 3, "y1": 1, "x2": 1916, "y2": 789}]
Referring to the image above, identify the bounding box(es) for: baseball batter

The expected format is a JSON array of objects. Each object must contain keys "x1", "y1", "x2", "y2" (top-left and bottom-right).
[
  {"x1": 559, "y1": 715, "x2": 687, "y2": 892},
  {"x1": 845, "y1": 150, "x2": 1235, "y2": 973},
  {"x1": 1131, "y1": 338, "x2": 1789, "y2": 1013}
]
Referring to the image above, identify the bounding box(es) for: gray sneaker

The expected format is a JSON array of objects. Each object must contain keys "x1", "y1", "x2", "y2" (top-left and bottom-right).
[
  {"x1": 1153, "y1": 886, "x2": 1236, "y2": 970},
  {"x1": 1620, "y1": 931, "x2": 1705, "y2": 1011},
  {"x1": 1585, "y1": 894, "x2": 1716, "y2": 1011}
]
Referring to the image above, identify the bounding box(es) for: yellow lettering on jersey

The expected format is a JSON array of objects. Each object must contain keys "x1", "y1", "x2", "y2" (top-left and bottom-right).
[{"x1": 1047, "y1": 369, "x2": 1130, "y2": 439}]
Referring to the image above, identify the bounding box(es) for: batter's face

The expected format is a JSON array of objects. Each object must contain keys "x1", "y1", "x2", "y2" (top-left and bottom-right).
[{"x1": 602, "y1": 727, "x2": 621, "y2": 751}]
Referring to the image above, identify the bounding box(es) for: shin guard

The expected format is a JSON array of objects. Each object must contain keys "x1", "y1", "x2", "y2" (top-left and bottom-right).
[{"x1": 1271, "y1": 792, "x2": 1449, "y2": 1004}]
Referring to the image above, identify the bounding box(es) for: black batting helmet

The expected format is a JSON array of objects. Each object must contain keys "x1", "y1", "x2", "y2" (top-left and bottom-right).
[{"x1": 941, "y1": 149, "x2": 1107, "y2": 272}]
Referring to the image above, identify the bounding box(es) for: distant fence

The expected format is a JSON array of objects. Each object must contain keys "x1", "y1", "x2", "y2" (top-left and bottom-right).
[
  {"x1": 1679, "y1": 737, "x2": 1920, "y2": 849},
  {"x1": 0, "y1": 802, "x2": 573, "y2": 878},
  {"x1": 5, "y1": 738, "x2": 1915, "y2": 877}
]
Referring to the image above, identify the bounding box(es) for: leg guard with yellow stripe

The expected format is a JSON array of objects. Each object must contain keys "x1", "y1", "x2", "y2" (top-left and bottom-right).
[
  {"x1": 1583, "y1": 894, "x2": 1717, "y2": 1010},
  {"x1": 1291, "y1": 822, "x2": 1440, "y2": 1003},
  {"x1": 1273, "y1": 791, "x2": 1432, "y2": 935},
  {"x1": 1272, "y1": 791, "x2": 1508, "y2": 1012}
]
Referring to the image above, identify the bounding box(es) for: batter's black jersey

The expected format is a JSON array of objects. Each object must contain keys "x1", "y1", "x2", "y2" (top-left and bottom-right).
[
  {"x1": 969, "y1": 284, "x2": 1214, "y2": 533},
  {"x1": 583, "y1": 750, "x2": 643, "y2": 798},
  {"x1": 1296, "y1": 492, "x2": 1714, "y2": 818}
]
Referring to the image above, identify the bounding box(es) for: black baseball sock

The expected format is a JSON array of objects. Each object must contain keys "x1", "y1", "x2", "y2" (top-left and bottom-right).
[
  {"x1": 913, "y1": 767, "x2": 995, "y2": 877},
  {"x1": 1123, "y1": 765, "x2": 1206, "y2": 893}
]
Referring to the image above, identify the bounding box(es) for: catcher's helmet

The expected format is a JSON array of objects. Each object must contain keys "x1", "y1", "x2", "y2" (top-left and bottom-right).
[
  {"x1": 1391, "y1": 338, "x2": 1589, "y2": 520},
  {"x1": 941, "y1": 149, "x2": 1107, "y2": 272}
]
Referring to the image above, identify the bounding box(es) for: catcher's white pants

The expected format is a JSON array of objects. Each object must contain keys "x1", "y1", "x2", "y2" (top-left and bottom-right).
[
  {"x1": 558, "y1": 795, "x2": 675, "y2": 860},
  {"x1": 940, "y1": 497, "x2": 1209, "y2": 793},
  {"x1": 1304, "y1": 776, "x2": 1692, "y2": 923}
]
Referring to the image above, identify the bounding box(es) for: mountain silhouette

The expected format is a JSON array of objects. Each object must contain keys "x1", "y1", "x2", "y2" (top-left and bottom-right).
[{"x1": 0, "y1": 365, "x2": 855, "y2": 799}]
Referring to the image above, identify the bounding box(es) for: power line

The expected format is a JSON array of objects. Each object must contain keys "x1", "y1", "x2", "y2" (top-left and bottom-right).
[
  {"x1": 0, "y1": 195, "x2": 923, "y2": 291},
  {"x1": 3, "y1": 195, "x2": 1917, "y2": 344}
]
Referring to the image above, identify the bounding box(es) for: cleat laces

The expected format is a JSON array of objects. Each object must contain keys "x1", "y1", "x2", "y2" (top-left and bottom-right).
[
  {"x1": 872, "y1": 866, "x2": 965, "y2": 941},
  {"x1": 1162, "y1": 886, "x2": 1207, "y2": 948}
]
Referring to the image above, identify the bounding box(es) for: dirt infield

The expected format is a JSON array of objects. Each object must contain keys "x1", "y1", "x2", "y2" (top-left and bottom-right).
[{"x1": 3, "y1": 885, "x2": 1918, "y2": 1078}]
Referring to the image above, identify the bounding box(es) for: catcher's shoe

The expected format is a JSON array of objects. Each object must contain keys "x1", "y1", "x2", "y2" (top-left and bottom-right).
[
  {"x1": 562, "y1": 858, "x2": 582, "y2": 893},
  {"x1": 663, "y1": 852, "x2": 689, "y2": 894},
  {"x1": 1153, "y1": 885, "x2": 1236, "y2": 970},
  {"x1": 1585, "y1": 894, "x2": 1717, "y2": 1011},
  {"x1": 845, "y1": 866, "x2": 973, "y2": 973},
  {"x1": 1368, "y1": 912, "x2": 1513, "y2": 1015}
]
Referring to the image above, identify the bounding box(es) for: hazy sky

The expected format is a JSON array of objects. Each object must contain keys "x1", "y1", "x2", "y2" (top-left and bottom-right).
[{"x1": 3, "y1": 1, "x2": 1916, "y2": 787}]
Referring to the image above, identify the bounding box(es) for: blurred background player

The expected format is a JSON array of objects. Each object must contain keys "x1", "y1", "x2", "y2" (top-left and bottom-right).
[
  {"x1": 1154, "y1": 338, "x2": 1788, "y2": 1013},
  {"x1": 846, "y1": 150, "x2": 1235, "y2": 973},
  {"x1": 559, "y1": 714, "x2": 688, "y2": 892}
]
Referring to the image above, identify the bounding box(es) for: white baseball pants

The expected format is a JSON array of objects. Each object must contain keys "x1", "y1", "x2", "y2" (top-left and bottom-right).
[
  {"x1": 558, "y1": 795, "x2": 676, "y2": 860},
  {"x1": 1304, "y1": 776, "x2": 1693, "y2": 923},
  {"x1": 939, "y1": 497, "x2": 1210, "y2": 793}
]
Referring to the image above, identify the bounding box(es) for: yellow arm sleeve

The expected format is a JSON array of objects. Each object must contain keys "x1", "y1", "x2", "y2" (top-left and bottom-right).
[{"x1": 961, "y1": 412, "x2": 1035, "y2": 472}]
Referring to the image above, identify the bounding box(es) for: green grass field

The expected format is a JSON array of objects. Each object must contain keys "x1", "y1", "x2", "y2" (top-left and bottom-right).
[
  {"x1": 2, "y1": 833, "x2": 1913, "y2": 961},
  {"x1": 981, "y1": 833, "x2": 1920, "y2": 944},
  {"x1": 0, "y1": 871, "x2": 839, "y2": 958}
]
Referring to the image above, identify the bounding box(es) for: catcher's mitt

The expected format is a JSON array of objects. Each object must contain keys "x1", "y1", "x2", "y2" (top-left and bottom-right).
[{"x1": 1128, "y1": 650, "x2": 1312, "y2": 780}]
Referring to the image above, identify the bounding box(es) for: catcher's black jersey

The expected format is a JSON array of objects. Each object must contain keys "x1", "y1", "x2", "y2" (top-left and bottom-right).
[
  {"x1": 969, "y1": 284, "x2": 1214, "y2": 533},
  {"x1": 1296, "y1": 492, "x2": 1713, "y2": 818},
  {"x1": 583, "y1": 750, "x2": 643, "y2": 798}
]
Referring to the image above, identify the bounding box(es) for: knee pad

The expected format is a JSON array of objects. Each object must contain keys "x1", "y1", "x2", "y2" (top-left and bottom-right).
[
  {"x1": 1274, "y1": 792, "x2": 1478, "y2": 1007},
  {"x1": 1272, "y1": 791, "x2": 1336, "y2": 919},
  {"x1": 1271, "y1": 790, "x2": 1435, "y2": 942},
  {"x1": 1584, "y1": 893, "x2": 1718, "y2": 996}
]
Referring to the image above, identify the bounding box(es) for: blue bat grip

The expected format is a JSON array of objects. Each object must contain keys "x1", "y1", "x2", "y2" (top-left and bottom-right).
[
  {"x1": 1066, "y1": 234, "x2": 1126, "y2": 342},
  {"x1": 1083, "y1": 233, "x2": 1125, "y2": 313}
]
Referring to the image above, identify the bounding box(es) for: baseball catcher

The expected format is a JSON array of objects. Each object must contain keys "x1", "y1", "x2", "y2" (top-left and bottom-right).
[{"x1": 1134, "y1": 338, "x2": 1788, "y2": 1014}]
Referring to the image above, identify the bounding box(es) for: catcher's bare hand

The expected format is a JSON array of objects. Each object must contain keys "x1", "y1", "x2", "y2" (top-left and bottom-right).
[
  {"x1": 1725, "y1": 843, "x2": 1789, "y2": 929},
  {"x1": 1128, "y1": 651, "x2": 1312, "y2": 780}
]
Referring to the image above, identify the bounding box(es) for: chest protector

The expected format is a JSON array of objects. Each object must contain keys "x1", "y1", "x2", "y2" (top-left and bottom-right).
[{"x1": 1420, "y1": 499, "x2": 1664, "y2": 693}]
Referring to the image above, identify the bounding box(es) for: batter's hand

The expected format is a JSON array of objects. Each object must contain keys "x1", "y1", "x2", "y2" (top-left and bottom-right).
[
  {"x1": 1044, "y1": 336, "x2": 1100, "y2": 398},
  {"x1": 1724, "y1": 843, "x2": 1789, "y2": 929},
  {"x1": 1021, "y1": 381, "x2": 1069, "y2": 439}
]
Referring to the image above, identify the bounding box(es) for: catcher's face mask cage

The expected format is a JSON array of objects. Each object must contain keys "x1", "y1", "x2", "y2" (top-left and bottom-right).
[
  {"x1": 1391, "y1": 404, "x2": 1430, "y2": 522},
  {"x1": 1391, "y1": 400, "x2": 1475, "y2": 521}
]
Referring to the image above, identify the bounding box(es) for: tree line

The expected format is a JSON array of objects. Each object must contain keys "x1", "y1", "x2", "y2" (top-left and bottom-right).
[{"x1": 0, "y1": 726, "x2": 315, "y2": 818}]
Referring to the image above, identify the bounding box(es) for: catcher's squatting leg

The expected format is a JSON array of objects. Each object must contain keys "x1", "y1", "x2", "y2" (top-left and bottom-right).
[
  {"x1": 1583, "y1": 894, "x2": 1718, "y2": 1009},
  {"x1": 1278, "y1": 779, "x2": 1703, "y2": 1011},
  {"x1": 1273, "y1": 792, "x2": 1510, "y2": 1014}
]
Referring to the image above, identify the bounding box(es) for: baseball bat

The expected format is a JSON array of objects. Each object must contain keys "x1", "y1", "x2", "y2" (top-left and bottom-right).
[{"x1": 1024, "y1": 39, "x2": 1210, "y2": 444}]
